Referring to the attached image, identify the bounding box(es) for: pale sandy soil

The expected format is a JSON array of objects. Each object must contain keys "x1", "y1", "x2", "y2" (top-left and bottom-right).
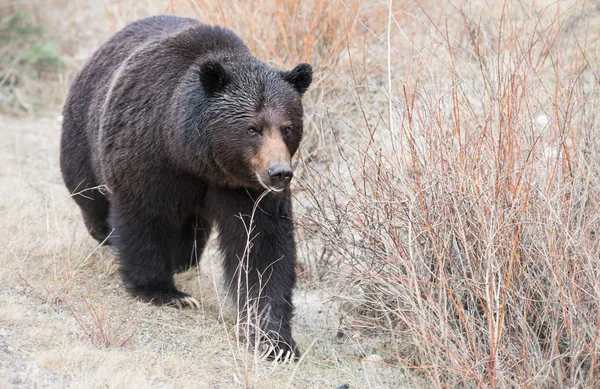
[{"x1": 0, "y1": 114, "x2": 422, "y2": 388}]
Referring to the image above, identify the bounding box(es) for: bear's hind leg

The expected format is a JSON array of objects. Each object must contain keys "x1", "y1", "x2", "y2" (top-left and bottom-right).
[
  {"x1": 173, "y1": 215, "x2": 212, "y2": 273},
  {"x1": 80, "y1": 190, "x2": 112, "y2": 245},
  {"x1": 60, "y1": 143, "x2": 111, "y2": 245},
  {"x1": 110, "y1": 203, "x2": 199, "y2": 309}
]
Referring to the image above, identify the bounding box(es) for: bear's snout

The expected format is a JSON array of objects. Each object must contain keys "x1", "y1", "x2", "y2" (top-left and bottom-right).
[
  {"x1": 251, "y1": 128, "x2": 293, "y2": 192},
  {"x1": 268, "y1": 164, "x2": 293, "y2": 188}
]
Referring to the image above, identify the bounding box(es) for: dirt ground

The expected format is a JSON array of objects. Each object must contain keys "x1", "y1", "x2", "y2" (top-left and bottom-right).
[{"x1": 0, "y1": 113, "x2": 421, "y2": 388}]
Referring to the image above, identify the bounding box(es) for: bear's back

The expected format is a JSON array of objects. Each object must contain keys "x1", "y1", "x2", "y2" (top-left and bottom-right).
[
  {"x1": 63, "y1": 16, "x2": 251, "y2": 181},
  {"x1": 64, "y1": 16, "x2": 200, "y2": 132},
  {"x1": 64, "y1": 16, "x2": 249, "y2": 141}
]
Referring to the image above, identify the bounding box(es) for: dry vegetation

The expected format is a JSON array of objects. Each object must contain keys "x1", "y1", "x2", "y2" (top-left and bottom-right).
[{"x1": 2, "y1": 0, "x2": 600, "y2": 388}]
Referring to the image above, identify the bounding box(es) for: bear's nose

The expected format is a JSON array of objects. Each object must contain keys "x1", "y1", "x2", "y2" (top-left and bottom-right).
[{"x1": 268, "y1": 165, "x2": 293, "y2": 187}]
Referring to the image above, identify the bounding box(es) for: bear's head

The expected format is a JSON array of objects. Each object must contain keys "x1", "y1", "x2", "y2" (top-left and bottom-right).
[{"x1": 197, "y1": 58, "x2": 312, "y2": 192}]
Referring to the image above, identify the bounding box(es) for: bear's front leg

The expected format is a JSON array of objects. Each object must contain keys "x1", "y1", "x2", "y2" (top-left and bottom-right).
[
  {"x1": 211, "y1": 187, "x2": 299, "y2": 361},
  {"x1": 231, "y1": 237, "x2": 298, "y2": 361},
  {"x1": 109, "y1": 201, "x2": 199, "y2": 309}
]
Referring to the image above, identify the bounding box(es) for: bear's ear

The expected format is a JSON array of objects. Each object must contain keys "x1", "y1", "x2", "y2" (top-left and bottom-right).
[
  {"x1": 281, "y1": 63, "x2": 313, "y2": 96},
  {"x1": 199, "y1": 61, "x2": 230, "y2": 95}
]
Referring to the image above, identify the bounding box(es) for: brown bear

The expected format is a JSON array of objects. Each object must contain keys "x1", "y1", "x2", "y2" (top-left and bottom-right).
[{"x1": 59, "y1": 15, "x2": 312, "y2": 360}]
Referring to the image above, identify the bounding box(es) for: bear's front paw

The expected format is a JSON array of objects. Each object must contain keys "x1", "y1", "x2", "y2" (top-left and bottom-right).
[
  {"x1": 162, "y1": 293, "x2": 200, "y2": 309},
  {"x1": 129, "y1": 287, "x2": 200, "y2": 309},
  {"x1": 259, "y1": 338, "x2": 300, "y2": 363}
]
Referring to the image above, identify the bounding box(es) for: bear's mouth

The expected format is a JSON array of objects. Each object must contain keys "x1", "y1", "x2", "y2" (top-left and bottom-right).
[{"x1": 255, "y1": 173, "x2": 286, "y2": 193}]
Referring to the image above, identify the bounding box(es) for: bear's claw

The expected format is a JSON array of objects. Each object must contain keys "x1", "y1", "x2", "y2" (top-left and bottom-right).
[
  {"x1": 259, "y1": 340, "x2": 299, "y2": 363},
  {"x1": 162, "y1": 294, "x2": 200, "y2": 309},
  {"x1": 179, "y1": 296, "x2": 201, "y2": 309},
  {"x1": 269, "y1": 348, "x2": 295, "y2": 364},
  {"x1": 129, "y1": 287, "x2": 200, "y2": 309}
]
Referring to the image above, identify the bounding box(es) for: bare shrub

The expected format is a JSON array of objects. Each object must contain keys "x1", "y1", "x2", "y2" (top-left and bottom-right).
[
  {"x1": 299, "y1": 1, "x2": 600, "y2": 387},
  {"x1": 63, "y1": 290, "x2": 141, "y2": 348}
]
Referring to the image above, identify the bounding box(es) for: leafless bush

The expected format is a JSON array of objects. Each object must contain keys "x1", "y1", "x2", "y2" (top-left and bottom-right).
[{"x1": 299, "y1": 1, "x2": 600, "y2": 387}]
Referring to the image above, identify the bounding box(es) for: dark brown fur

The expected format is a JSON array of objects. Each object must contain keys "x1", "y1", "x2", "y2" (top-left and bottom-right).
[{"x1": 60, "y1": 15, "x2": 312, "y2": 359}]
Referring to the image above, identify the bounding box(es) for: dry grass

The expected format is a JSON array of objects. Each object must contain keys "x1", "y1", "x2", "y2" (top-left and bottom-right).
[{"x1": 3, "y1": 0, "x2": 600, "y2": 388}]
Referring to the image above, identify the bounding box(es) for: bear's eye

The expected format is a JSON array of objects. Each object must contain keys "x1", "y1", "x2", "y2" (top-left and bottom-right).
[
  {"x1": 247, "y1": 127, "x2": 260, "y2": 136},
  {"x1": 282, "y1": 126, "x2": 293, "y2": 136}
]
